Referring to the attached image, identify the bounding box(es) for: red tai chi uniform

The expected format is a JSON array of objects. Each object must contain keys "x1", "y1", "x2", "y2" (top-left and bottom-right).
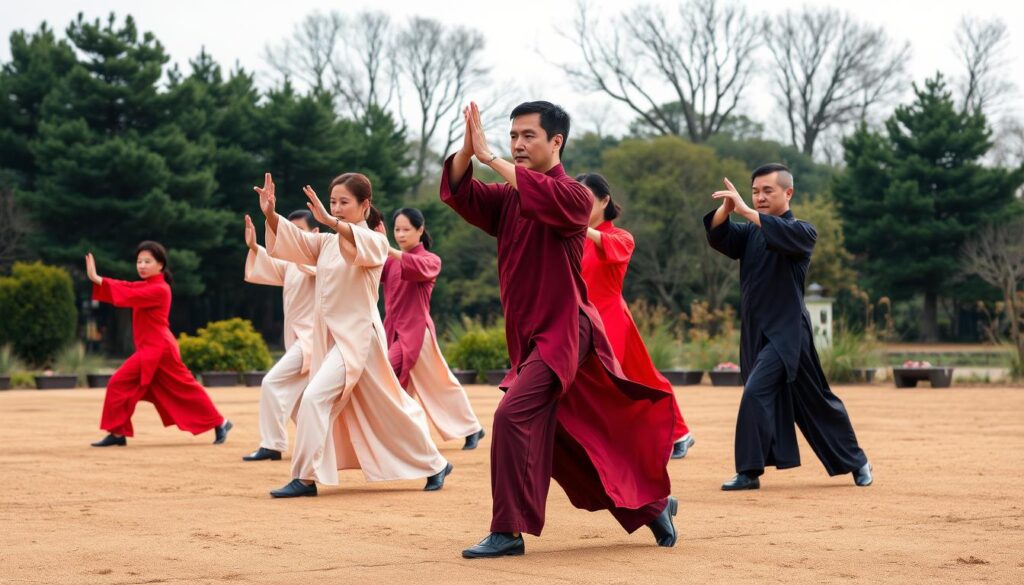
[
  {"x1": 441, "y1": 155, "x2": 677, "y2": 536},
  {"x1": 93, "y1": 273, "x2": 225, "y2": 437},
  {"x1": 581, "y1": 221, "x2": 691, "y2": 443}
]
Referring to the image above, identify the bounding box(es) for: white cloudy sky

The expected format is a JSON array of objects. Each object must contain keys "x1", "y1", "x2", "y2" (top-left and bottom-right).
[{"x1": 2, "y1": 0, "x2": 1022, "y2": 142}]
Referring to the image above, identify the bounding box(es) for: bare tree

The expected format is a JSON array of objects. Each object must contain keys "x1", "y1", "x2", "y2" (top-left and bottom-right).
[
  {"x1": 562, "y1": 0, "x2": 759, "y2": 143},
  {"x1": 962, "y1": 218, "x2": 1024, "y2": 367},
  {"x1": 955, "y1": 16, "x2": 1013, "y2": 116},
  {"x1": 395, "y1": 18, "x2": 488, "y2": 190},
  {"x1": 264, "y1": 11, "x2": 398, "y2": 119},
  {"x1": 0, "y1": 189, "x2": 33, "y2": 270},
  {"x1": 765, "y1": 7, "x2": 910, "y2": 158}
]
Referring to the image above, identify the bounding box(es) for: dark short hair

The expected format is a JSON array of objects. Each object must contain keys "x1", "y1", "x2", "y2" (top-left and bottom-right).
[
  {"x1": 287, "y1": 209, "x2": 317, "y2": 230},
  {"x1": 751, "y1": 163, "x2": 794, "y2": 189},
  {"x1": 510, "y1": 101, "x2": 571, "y2": 156},
  {"x1": 575, "y1": 172, "x2": 621, "y2": 221}
]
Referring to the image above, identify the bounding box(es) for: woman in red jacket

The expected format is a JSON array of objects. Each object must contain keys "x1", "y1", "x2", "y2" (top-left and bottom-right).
[
  {"x1": 85, "y1": 241, "x2": 232, "y2": 447},
  {"x1": 577, "y1": 173, "x2": 695, "y2": 459}
]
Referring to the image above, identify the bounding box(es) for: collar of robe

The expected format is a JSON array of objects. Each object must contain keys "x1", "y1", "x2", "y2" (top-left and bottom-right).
[
  {"x1": 142, "y1": 273, "x2": 166, "y2": 283},
  {"x1": 596, "y1": 220, "x2": 615, "y2": 232},
  {"x1": 543, "y1": 163, "x2": 567, "y2": 178},
  {"x1": 780, "y1": 209, "x2": 795, "y2": 220}
]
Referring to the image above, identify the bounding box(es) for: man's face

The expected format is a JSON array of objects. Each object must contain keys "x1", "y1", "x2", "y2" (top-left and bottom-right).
[
  {"x1": 509, "y1": 113, "x2": 561, "y2": 171},
  {"x1": 290, "y1": 218, "x2": 317, "y2": 233},
  {"x1": 751, "y1": 172, "x2": 793, "y2": 217}
]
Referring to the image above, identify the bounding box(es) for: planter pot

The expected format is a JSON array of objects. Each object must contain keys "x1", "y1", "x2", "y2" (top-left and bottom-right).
[
  {"x1": 852, "y1": 368, "x2": 877, "y2": 384},
  {"x1": 0, "y1": 375, "x2": 10, "y2": 390},
  {"x1": 86, "y1": 374, "x2": 113, "y2": 388},
  {"x1": 201, "y1": 371, "x2": 240, "y2": 387},
  {"x1": 453, "y1": 369, "x2": 478, "y2": 385},
  {"x1": 35, "y1": 374, "x2": 78, "y2": 390},
  {"x1": 709, "y1": 370, "x2": 743, "y2": 387},
  {"x1": 893, "y1": 367, "x2": 954, "y2": 389},
  {"x1": 485, "y1": 368, "x2": 510, "y2": 386},
  {"x1": 659, "y1": 369, "x2": 704, "y2": 386},
  {"x1": 244, "y1": 371, "x2": 267, "y2": 387}
]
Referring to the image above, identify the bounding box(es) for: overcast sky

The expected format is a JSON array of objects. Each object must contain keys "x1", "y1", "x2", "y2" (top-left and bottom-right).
[{"x1": 3, "y1": 0, "x2": 1021, "y2": 141}]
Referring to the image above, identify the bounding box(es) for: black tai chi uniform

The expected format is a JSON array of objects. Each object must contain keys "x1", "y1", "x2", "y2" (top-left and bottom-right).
[{"x1": 704, "y1": 209, "x2": 868, "y2": 477}]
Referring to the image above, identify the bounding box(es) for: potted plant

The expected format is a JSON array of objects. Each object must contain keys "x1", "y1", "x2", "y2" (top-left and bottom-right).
[
  {"x1": 35, "y1": 342, "x2": 104, "y2": 390},
  {"x1": 179, "y1": 318, "x2": 272, "y2": 388},
  {"x1": 452, "y1": 369, "x2": 477, "y2": 385},
  {"x1": 709, "y1": 362, "x2": 743, "y2": 386},
  {"x1": 244, "y1": 371, "x2": 267, "y2": 387},
  {"x1": 446, "y1": 318, "x2": 509, "y2": 385},
  {"x1": 0, "y1": 344, "x2": 22, "y2": 391},
  {"x1": 34, "y1": 370, "x2": 79, "y2": 389}
]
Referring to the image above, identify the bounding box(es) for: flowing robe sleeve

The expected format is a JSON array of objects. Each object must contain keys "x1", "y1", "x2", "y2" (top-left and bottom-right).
[
  {"x1": 703, "y1": 210, "x2": 751, "y2": 260},
  {"x1": 759, "y1": 213, "x2": 817, "y2": 258},
  {"x1": 93, "y1": 278, "x2": 166, "y2": 308},
  {"x1": 514, "y1": 166, "x2": 590, "y2": 236},
  {"x1": 439, "y1": 154, "x2": 506, "y2": 237},
  {"x1": 400, "y1": 252, "x2": 441, "y2": 283},
  {"x1": 594, "y1": 229, "x2": 635, "y2": 263},
  {"x1": 266, "y1": 214, "x2": 327, "y2": 265},
  {"x1": 346, "y1": 224, "x2": 389, "y2": 268},
  {"x1": 244, "y1": 245, "x2": 288, "y2": 286}
]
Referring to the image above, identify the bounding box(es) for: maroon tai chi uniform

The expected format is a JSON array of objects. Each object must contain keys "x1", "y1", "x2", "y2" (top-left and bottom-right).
[
  {"x1": 441, "y1": 155, "x2": 677, "y2": 536},
  {"x1": 93, "y1": 274, "x2": 225, "y2": 437}
]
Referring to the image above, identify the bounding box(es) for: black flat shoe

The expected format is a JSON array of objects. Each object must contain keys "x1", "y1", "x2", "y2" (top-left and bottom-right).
[
  {"x1": 213, "y1": 420, "x2": 233, "y2": 445},
  {"x1": 721, "y1": 473, "x2": 760, "y2": 491},
  {"x1": 90, "y1": 434, "x2": 126, "y2": 447},
  {"x1": 671, "y1": 435, "x2": 695, "y2": 459},
  {"x1": 424, "y1": 462, "x2": 453, "y2": 491},
  {"x1": 270, "y1": 479, "x2": 317, "y2": 498},
  {"x1": 463, "y1": 429, "x2": 486, "y2": 450},
  {"x1": 243, "y1": 447, "x2": 282, "y2": 461},
  {"x1": 853, "y1": 462, "x2": 873, "y2": 487},
  {"x1": 647, "y1": 496, "x2": 678, "y2": 547},
  {"x1": 462, "y1": 532, "x2": 525, "y2": 559}
]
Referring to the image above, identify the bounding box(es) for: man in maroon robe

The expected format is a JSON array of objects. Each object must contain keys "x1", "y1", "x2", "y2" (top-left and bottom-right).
[{"x1": 442, "y1": 101, "x2": 679, "y2": 559}]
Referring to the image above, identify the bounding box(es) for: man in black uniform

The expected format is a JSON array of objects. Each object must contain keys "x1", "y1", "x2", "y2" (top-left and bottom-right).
[{"x1": 704, "y1": 163, "x2": 872, "y2": 491}]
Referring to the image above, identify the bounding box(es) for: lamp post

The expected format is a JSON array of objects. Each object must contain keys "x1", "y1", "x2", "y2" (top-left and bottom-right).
[{"x1": 805, "y1": 283, "x2": 834, "y2": 351}]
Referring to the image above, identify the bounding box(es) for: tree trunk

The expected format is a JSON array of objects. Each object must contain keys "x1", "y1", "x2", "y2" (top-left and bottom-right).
[{"x1": 921, "y1": 292, "x2": 939, "y2": 342}]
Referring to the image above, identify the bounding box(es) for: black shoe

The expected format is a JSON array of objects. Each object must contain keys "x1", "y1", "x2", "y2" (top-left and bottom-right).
[
  {"x1": 424, "y1": 462, "x2": 453, "y2": 491},
  {"x1": 463, "y1": 429, "x2": 486, "y2": 450},
  {"x1": 647, "y1": 496, "x2": 678, "y2": 547},
  {"x1": 721, "y1": 473, "x2": 760, "y2": 491},
  {"x1": 91, "y1": 433, "x2": 126, "y2": 447},
  {"x1": 462, "y1": 532, "x2": 526, "y2": 559},
  {"x1": 671, "y1": 435, "x2": 695, "y2": 459},
  {"x1": 213, "y1": 420, "x2": 233, "y2": 445},
  {"x1": 853, "y1": 462, "x2": 873, "y2": 487},
  {"x1": 243, "y1": 447, "x2": 282, "y2": 461},
  {"x1": 270, "y1": 479, "x2": 317, "y2": 498}
]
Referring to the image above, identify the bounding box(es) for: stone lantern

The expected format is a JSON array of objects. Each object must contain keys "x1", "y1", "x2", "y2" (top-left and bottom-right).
[{"x1": 805, "y1": 283, "x2": 833, "y2": 350}]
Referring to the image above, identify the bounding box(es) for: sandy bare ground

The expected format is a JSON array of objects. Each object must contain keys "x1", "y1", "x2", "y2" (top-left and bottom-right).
[{"x1": 1, "y1": 382, "x2": 1022, "y2": 585}]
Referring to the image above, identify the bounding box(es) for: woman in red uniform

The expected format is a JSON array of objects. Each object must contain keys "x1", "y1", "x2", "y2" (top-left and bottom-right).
[
  {"x1": 85, "y1": 241, "x2": 232, "y2": 447},
  {"x1": 576, "y1": 173, "x2": 695, "y2": 459}
]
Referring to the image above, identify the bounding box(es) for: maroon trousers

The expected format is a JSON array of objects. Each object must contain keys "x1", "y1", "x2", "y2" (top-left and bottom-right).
[{"x1": 490, "y1": 313, "x2": 668, "y2": 536}]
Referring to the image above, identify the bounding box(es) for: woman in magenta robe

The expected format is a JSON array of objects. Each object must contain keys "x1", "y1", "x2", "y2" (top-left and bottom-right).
[
  {"x1": 577, "y1": 172, "x2": 695, "y2": 459},
  {"x1": 85, "y1": 241, "x2": 232, "y2": 447}
]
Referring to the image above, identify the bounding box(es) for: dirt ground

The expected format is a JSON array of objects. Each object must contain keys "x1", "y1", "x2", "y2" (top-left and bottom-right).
[{"x1": 1, "y1": 382, "x2": 1022, "y2": 585}]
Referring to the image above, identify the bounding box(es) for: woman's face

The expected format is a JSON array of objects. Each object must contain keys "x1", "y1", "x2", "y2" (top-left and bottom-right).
[
  {"x1": 329, "y1": 184, "x2": 369, "y2": 224},
  {"x1": 584, "y1": 185, "x2": 608, "y2": 227},
  {"x1": 136, "y1": 250, "x2": 163, "y2": 279},
  {"x1": 392, "y1": 213, "x2": 424, "y2": 252}
]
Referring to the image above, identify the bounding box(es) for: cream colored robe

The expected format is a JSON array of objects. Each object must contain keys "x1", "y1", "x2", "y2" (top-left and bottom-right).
[
  {"x1": 266, "y1": 215, "x2": 445, "y2": 482},
  {"x1": 244, "y1": 245, "x2": 316, "y2": 374}
]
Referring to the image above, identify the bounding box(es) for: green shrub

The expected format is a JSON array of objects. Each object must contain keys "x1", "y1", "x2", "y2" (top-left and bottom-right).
[
  {"x1": 819, "y1": 322, "x2": 879, "y2": 383},
  {"x1": 446, "y1": 317, "x2": 508, "y2": 382},
  {"x1": 177, "y1": 318, "x2": 271, "y2": 372},
  {"x1": 680, "y1": 334, "x2": 740, "y2": 371},
  {"x1": 0, "y1": 344, "x2": 26, "y2": 375},
  {"x1": 10, "y1": 371, "x2": 36, "y2": 388},
  {"x1": 629, "y1": 301, "x2": 680, "y2": 370},
  {"x1": 53, "y1": 342, "x2": 108, "y2": 383},
  {"x1": 0, "y1": 262, "x2": 77, "y2": 366}
]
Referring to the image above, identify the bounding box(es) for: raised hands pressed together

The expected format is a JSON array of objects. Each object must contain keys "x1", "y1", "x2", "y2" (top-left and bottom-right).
[{"x1": 711, "y1": 177, "x2": 760, "y2": 227}]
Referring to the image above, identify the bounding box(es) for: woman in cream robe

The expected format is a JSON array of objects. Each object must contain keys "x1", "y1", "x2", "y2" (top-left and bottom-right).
[
  {"x1": 241, "y1": 211, "x2": 317, "y2": 461},
  {"x1": 254, "y1": 173, "x2": 450, "y2": 498}
]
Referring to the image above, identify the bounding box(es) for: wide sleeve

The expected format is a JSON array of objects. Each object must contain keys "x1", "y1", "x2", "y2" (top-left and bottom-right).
[
  {"x1": 400, "y1": 252, "x2": 441, "y2": 283},
  {"x1": 760, "y1": 214, "x2": 817, "y2": 258},
  {"x1": 515, "y1": 168, "x2": 590, "y2": 236},
  {"x1": 440, "y1": 154, "x2": 506, "y2": 237},
  {"x1": 266, "y1": 214, "x2": 325, "y2": 266},
  {"x1": 594, "y1": 229, "x2": 635, "y2": 264},
  {"x1": 703, "y1": 209, "x2": 750, "y2": 260},
  {"x1": 346, "y1": 224, "x2": 389, "y2": 268},
  {"x1": 243, "y1": 245, "x2": 287, "y2": 287},
  {"x1": 92, "y1": 278, "x2": 166, "y2": 309}
]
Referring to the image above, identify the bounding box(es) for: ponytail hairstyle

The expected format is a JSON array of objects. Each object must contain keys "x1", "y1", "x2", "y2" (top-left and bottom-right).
[
  {"x1": 575, "y1": 172, "x2": 621, "y2": 221},
  {"x1": 392, "y1": 207, "x2": 433, "y2": 250},
  {"x1": 136, "y1": 240, "x2": 173, "y2": 284},
  {"x1": 328, "y1": 172, "x2": 382, "y2": 230}
]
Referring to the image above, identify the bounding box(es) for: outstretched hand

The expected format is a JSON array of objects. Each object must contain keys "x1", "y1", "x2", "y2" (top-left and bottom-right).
[
  {"x1": 303, "y1": 185, "x2": 335, "y2": 228},
  {"x1": 84, "y1": 252, "x2": 102, "y2": 285},
  {"x1": 244, "y1": 215, "x2": 258, "y2": 251},
  {"x1": 254, "y1": 173, "x2": 276, "y2": 217}
]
